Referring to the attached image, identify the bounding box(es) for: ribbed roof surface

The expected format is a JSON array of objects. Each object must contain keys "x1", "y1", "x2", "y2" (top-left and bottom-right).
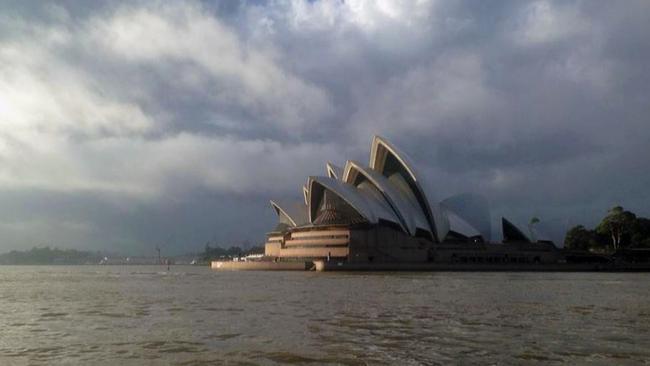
[
  {"x1": 343, "y1": 160, "x2": 428, "y2": 236},
  {"x1": 313, "y1": 194, "x2": 366, "y2": 226},
  {"x1": 267, "y1": 135, "x2": 531, "y2": 245}
]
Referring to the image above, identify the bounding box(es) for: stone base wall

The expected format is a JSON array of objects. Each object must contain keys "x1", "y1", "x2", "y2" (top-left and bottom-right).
[
  {"x1": 349, "y1": 226, "x2": 432, "y2": 263},
  {"x1": 211, "y1": 261, "x2": 311, "y2": 271},
  {"x1": 264, "y1": 242, "x2": 281, "y2": 257},
  {"x1": 432, "y1": 242, "x2": 561, "y2": 264},
  {"x1": 264, "y1": 225, "x2": 562, "y2": 265}
]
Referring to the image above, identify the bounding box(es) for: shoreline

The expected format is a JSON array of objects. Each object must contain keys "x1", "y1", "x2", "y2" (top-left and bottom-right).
[{"x1": 211, "y1": 260, "x2": 650, "y2": 272}]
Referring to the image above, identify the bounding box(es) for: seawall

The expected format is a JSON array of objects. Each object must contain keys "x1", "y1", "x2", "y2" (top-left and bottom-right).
[
  {"x1": 313, "y1": 260, "x2": 650, "y2": 272},
  {"x1": 211, "y1": 261, "x2": 312, "y2": 271}
]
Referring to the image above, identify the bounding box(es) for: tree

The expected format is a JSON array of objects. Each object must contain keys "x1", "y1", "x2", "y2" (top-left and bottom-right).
[
  {"x1": 595, "y1": 206, "x2": 637, "y2": 251},
  {"x1": 631, "y1": 218, "x2": 650, "y2": 247},
  {"x1": 528, "y1": 217, "x2": 540, "y2": 242},
  {"x1": 564, "y1": 225, "x2": 594, "y2": 251}
]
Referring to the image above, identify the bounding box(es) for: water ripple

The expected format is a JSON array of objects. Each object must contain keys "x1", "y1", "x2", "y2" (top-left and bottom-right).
[{"x1": 0, "y1": 266, "x2": 649, "y2": 364}]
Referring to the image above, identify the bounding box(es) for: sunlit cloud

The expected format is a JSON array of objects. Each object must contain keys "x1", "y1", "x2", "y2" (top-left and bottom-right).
[{"x1": 0, "y1": 0, "x2": 648, "y2": 253}]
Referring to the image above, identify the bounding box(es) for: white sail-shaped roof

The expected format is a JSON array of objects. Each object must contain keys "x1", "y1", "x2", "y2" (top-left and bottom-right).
[
  {"x1": 326, "y1": 162, "x2": 342, "y2": 180},
  {"x1": 369, "y1": 135, "x2": 446, "y2": 241},
  {"x1": 342, "y1": 160, "x2": 429, "y2": 236},
  {"x1": 302, "y1": 185, "x2": 309, "y2": 206},
  {"x1": 270, "y1": 200, "x2": 308, "y2": 227},
  {"x1": 440, "y1": 193, "x2": 491, "y2": 241},
  {"x1": 307, "y1": 176, "x2": 401, "y2": 226}
]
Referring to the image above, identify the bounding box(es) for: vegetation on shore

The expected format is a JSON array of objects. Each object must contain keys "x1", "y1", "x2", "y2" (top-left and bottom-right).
[
  {"x1": 565, "y1": 206, "x2": 650, "y2": 252},
  {"x1": 0, "y1": 243, "x2": 265, "y2": 265},
  {"x1": 3, "y1": 206, "x2": 647, "y2": 264},
  {"x1": 201, "y1": 243, "x2": 264, "y2": 263},
  {"x1": 0, "y1": 247, "x2": 102, "y2": 265}
]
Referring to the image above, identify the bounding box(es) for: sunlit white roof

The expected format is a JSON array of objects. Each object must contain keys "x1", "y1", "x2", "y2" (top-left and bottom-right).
[
  {"x1": 369, "y1": 135, "x2": 444, "y2": 241},
  {"x1": 268, "y1": 136, "x2": 551, "y2": 245},
  {"x1": 302, "y1": 185, "x2": 309, "y2": 205},
  {"x1": 326, "y1": 162, "x2": 342, "y2": 180},
  {"x1": 342, "y1": 160, "x2": 430, "y2": 236},
  {"x1": 307, "y1": 176, "x2": 401, "y2": 226}
]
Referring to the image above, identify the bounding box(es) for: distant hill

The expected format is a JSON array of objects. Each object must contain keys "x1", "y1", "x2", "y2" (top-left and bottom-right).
[{"x1": 0, "y1": 247, "x2": 102, "y2": 265}]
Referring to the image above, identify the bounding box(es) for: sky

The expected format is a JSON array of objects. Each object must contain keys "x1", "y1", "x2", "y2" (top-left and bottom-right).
[{"x1": 1, "y1": 0, "x2": 649, "y2": 255}]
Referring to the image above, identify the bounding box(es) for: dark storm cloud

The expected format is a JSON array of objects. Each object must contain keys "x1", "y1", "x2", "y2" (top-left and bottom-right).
[{"x1": 0, "y1": 0, "x2": 648, "y2": 253}]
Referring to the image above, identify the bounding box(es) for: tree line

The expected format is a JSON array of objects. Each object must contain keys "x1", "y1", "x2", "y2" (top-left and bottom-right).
[
  {"x1": 201, "y1": 243, "x2": 264, "y2": 262},
  {"x1": 0, "y1": 246, "x2": 102, "y2": 265},
  {"x1": 565, "y1": 206, "x2": 650, "y2": 252}
]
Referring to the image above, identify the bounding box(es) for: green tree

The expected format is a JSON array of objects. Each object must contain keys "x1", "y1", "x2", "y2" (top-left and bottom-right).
[
  {"x1": 631, "y1": 218, "x2": 650, "y2": 247},
  {"x1": 564, "y1": 225, "x2": 593, "y2": 251},
  {"x1": 528, "y1": 217, "x2": 541, "y2": 242},
  {"x1": 595, "y1": 206, "x2": 637, "y2": 250}
]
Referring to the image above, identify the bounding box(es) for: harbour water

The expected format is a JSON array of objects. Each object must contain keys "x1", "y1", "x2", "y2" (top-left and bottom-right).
[{"x1": 1, "y1": 266, "x2": 649, "y2": 365}]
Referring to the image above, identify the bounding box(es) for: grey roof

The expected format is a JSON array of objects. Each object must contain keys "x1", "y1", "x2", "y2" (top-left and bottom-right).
[
  {"x1": 440, "y1": 193, "x2": 492, "y2": 241},
  {"x1": 443, "y1": 208, "x2": 482, "y2": 238},
  {"x1": 502, "y1": 217, "x2": 532, "y2": 243},
  {"x1": 269, "y1": 200, "x2": 308, "y2": 227}
]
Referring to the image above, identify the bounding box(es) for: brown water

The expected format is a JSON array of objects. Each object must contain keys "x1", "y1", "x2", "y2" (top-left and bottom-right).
[{"x1": 1, "y1": 266, "x2": 649, "y2": 365}]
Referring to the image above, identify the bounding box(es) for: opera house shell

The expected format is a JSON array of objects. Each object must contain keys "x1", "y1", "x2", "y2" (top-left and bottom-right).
[{"x1": 265, "y1": 136, "x2": 559, "y2": 265}]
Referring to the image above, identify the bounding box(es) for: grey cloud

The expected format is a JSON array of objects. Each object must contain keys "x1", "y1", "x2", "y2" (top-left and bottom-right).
[{"x1": 0, "y1": 0, "x2": 649, "y2": 253}]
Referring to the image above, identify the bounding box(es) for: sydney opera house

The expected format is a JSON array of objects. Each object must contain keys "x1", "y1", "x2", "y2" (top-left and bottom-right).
[{"x1": 256, "y1": 136, "x2": 561, "y2": 270}]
